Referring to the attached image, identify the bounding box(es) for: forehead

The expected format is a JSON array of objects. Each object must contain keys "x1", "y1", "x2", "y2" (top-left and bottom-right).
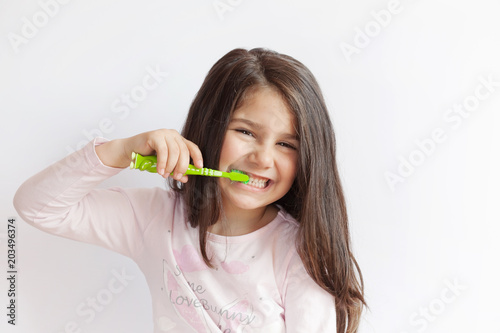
[{"x1": 231, "y1": 86, "x2": 297, "y2": 132}]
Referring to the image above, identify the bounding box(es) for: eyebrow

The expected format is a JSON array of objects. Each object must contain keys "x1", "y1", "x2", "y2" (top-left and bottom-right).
[{"x1": 230, "y1": 117, "x2": 299, "y2": 141}]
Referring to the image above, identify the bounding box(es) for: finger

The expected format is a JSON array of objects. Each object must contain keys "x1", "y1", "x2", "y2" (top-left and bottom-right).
[
  {"x1": 164, "y1": 138, "x2": 180, "y2": 178},
  {"x1": 178, "y1": 175, "x2": 189, "y2": 183},
  {"x1": 172, "y1": 136, "x2": 190, "y2": 180},
  {"x1": 151, "y1": 139, "x2": 168, "y2": 176},
  {"x1": 183, "y1": 139, "x2": 203, "y2": 169}
]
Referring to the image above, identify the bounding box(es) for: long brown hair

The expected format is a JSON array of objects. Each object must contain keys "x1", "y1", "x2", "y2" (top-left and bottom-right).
[{"x1": 170, "y1": 48, "x2": 366, "y2": 332}]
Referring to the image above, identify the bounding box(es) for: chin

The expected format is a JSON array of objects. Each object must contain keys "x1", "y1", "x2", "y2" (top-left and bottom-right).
[
  {"x1": 232, "y1": 199, "x2": 269, "y2": 211},
  {"x1": 222, "y1": 192, "x2": 265, "y2": 210}
]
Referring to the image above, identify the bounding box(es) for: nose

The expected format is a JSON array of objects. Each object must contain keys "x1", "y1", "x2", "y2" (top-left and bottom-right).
[{"x1": 248, "y1": 143, "x2": 274, "y2": 169}]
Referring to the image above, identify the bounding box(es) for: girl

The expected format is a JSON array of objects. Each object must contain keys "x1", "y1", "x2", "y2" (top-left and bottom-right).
[{"x1": 14, "y1": 48, "x2": 365, "y2": 332}]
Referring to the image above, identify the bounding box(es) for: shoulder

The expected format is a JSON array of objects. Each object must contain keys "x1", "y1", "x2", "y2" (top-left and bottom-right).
[
  {"x1": 272, "y1": 206, "x2": 300, "y2": 242},
  {"x1": 267, "y1": 207, "x2": 303, "y2": 284},
  {"x1": 263, "y1": 207, "x2": 301, "y2": 266}
]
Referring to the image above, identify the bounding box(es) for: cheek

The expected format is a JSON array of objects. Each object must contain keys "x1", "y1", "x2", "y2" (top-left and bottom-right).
[
  {"x1": 280, "y1": 154, "x2": 298, "y2": 184},
  {"x1": 219, "y1": 135, "x2": 243, "y2": 167}
]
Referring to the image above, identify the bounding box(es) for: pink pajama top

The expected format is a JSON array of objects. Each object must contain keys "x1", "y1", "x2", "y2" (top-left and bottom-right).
[{"x1": 14, "y1": 138, "x2": 336, "y2": 332}]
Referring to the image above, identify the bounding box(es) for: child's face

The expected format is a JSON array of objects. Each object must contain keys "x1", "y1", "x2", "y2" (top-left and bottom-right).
[{"x1": 218, "y1": 86, "x2": 299, "y2": 212}]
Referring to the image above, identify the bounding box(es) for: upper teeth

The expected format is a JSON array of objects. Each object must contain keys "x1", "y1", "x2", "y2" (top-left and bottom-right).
[{"x1": 248, "y1": 177, "x2": 268, "y2": 188}]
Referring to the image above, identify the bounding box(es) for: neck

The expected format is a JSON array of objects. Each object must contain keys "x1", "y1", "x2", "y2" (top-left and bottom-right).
[{"x1": 209, "y1": 202, "x2": 278, "y2": 236}]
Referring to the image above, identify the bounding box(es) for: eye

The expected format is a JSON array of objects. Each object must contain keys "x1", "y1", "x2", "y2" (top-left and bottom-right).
[
  {"x1": 277, "y1": 142, "x2": 297, "y2": 150},
  {"x1": 235, "y1": 129, "x2": 253, "y2": 136}
]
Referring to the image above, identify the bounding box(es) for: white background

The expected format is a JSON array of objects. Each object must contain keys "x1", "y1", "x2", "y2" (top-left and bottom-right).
[{"x1": 1, "y1": 0, "x2": 500, "y2": 332}]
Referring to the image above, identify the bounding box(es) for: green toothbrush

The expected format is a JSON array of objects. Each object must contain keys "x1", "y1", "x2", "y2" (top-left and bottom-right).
[{"x1": 130, "y1": 152, "x2": 250, "y2": 184}]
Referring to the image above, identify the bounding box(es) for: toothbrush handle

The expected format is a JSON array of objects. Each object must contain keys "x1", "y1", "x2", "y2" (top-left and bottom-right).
[
  {"x1": 130, "y1": 153, "x2": 224, "y2": 178},
  {"x1": 130, "y1": 153, "x2": 158, "y2": 172},
  {"x1": 178, "y1": 165, "x2": 224, "y2": 178},
  {"x1": 184, "y1": 165, "x2": 204, "y2": 176},
  {"x1": 188, "y1": 167, "x2": 224, "y2": 178}
]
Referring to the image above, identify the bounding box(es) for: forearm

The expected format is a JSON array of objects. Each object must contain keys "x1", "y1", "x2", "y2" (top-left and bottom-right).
[
  {"x1": 14, "y1": 138, "x2": 123, "y2": 225},
  {"x1": 13, "y1": 138, "x2": 156, "y2": 258},
  {"x1": 95, "y1": 138, "x2": 131, "y2": 168}
]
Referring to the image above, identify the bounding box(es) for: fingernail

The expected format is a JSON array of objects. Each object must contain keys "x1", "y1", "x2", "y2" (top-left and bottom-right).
[
  {"x1": 158, "y1": 168, "x2": 165, "y2": 175},
  {"x1": 196, "y1": 160, "x2": 203, "y2": 168},
  {"x1": 175, "y1": 173, "x2": 183, "y2": 180}
]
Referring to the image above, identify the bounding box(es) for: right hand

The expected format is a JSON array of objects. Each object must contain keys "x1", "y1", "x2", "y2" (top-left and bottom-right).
[{"x1": 96, "y1": 129, "x2": 203, "y2": 183}]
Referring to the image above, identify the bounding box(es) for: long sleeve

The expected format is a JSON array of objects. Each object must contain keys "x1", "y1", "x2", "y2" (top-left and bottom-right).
[{"x1": 13, "y1": 138, "x2": 166, "y2": 259}]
